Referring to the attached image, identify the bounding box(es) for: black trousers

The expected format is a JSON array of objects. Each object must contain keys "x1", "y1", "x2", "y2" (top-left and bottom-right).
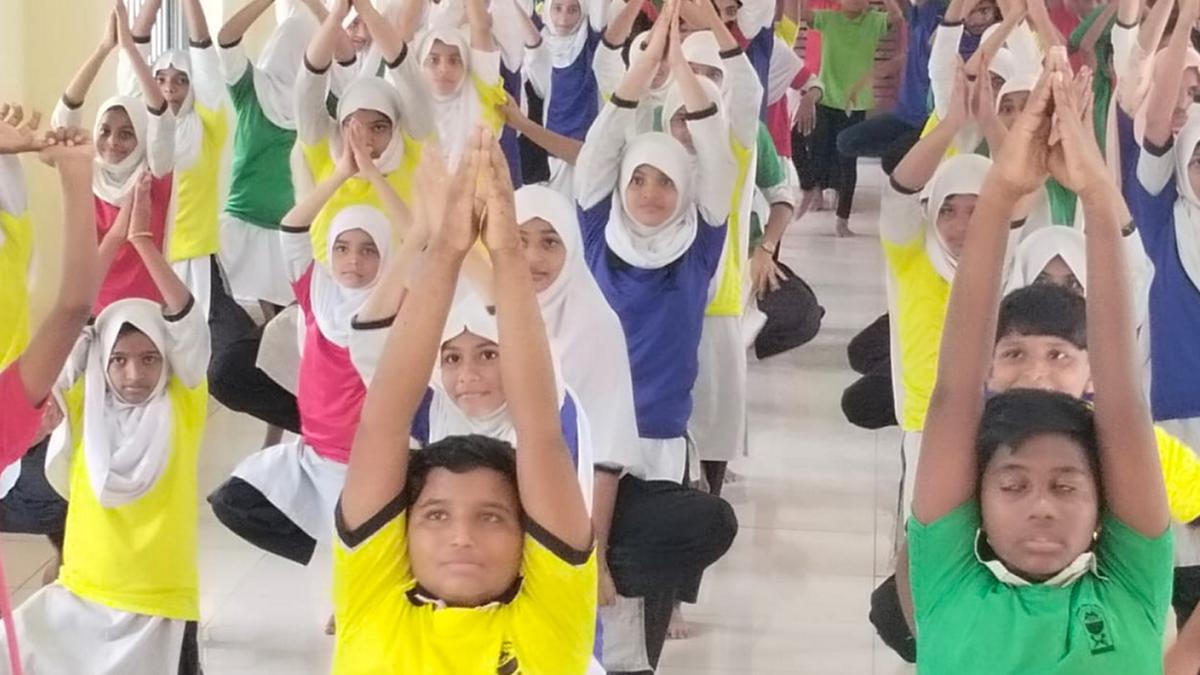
[
  {"x1": 605, "y1": 475, "x2": 738, "y2": 673},
  {"x1": 842, "y1": 314, "x2": 897, "y2": 430},
  {"x1": 793, "y1": 105, "x2": 867, "y2": 220},
  {"x1": 207, "y1": 258, "x2": 301, "y2": 433},
  {"x1": 179, "y1": 620, "x2": 201, "y2": 674},
  {"x1": 0, "y1": 438, "x2": 66, "y2": 550},
  {"x1": 869, "y1": 574, "x2": 917, "y2": 663},
  {"x1": 1175, "y1": 565, "x2": 1200, "y2": 630}
]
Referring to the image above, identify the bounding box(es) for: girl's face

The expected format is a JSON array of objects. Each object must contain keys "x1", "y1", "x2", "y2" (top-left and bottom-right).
[
  {"x1": 966, "y1": 0, "x2": 1000, "y2": 35},
  {"x1": 155, "y1": 67, "x2": 191, "y2": 115},
  {"x1": 107, "y1": 328, "x2": 164, "y2": 404},
  {"x1": 346, "y1": 16, "x2": 372, "y2": 51},
  {"x1": 625, "y1": 164, "x2": 680, "y2": 227},
  {"x1": 518, "y1": 218, "x2": 567, "y2": 293},
  {"x1": 331, "y1": 228, "x2": 382, "y2": 289},
  {"x1": 1172, "y1": 68, "x2": 1200, "y2": 134},
  {"x1": 343, "y1": 109, "x2": 394, "y2": 159},
  {"x1": 935, "y1": 194, "x2": 977, "y2": 259},
  {"x1": 979, "y1": 434, "x2": 1100, "y2": 581},
  {"x1": 668, "y1": 111, "x2": 696, "y2": 154},
  {"x1": 1188, "y1": 143, "x2": 1200, "y2": 198},
  {"x1": 998, "y1": 91, "x2": 1030, "y2": 130},
  {"x1": 1035, "y1": 255, "x2": 1084, "y2": 295},
  {"x1": 440, "y1": 331, "x2": 506, "y2": 417},
  {"x1": 549, "y1": 0, "x2": 583, "y2": 34},
  {"x1": 423, "y1": 40, "x2": 467, "y2": 97},
  {"x1": 96, "y1": 107, "x2": 138, "y2": 165},
  {"x1": 987, "y1": 335, "x2": 1092, "y2": 398},
  {"x1": 407, "y1": 467, "x2": 524, "y2": 607}
]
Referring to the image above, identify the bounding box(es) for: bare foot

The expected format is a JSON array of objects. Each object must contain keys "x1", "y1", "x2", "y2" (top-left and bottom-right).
[
  {"x1": 667, "y1": 605, "x2": 690, "y2": 640},
  {"x1": 835, "y1": 218, "x2": 853, "y2": 238},
  {"x1": 325, "y1": 614, "x2": 336, "y2": 636}
]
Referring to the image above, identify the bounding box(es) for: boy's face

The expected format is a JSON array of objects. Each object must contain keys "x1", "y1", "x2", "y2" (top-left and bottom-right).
[{"x1": 988, "y1": 334, "x2": 1092, "y2": 398}]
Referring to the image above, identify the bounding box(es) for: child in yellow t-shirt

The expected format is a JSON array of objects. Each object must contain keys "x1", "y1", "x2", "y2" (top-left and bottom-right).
[{"x1": 332, "y1": 129, "x2": 596, "y2": 675}]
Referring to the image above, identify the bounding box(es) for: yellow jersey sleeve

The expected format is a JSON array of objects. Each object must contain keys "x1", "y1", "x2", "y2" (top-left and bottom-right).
[
  {"x1": 333, "y1": 497, "x2": 414, "y2": 635},
  {"x1": 0, "y1": 210, "x2": 32, "y2": 368},
  {"x1": 511, "y1": 523, "x2": 598, "y2": 674},
  {"x1": 1155, "y1": 426, "x2": 1200, "y2": 523},
  {"x1": 473, "y1": 74, "x2": 508, "y2": 136}
]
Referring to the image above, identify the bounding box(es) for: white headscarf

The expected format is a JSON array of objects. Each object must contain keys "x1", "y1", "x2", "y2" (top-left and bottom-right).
[
  {"x1": 1171, "y1": 109, "x2": 1200, "y2": 291},
  {"x1": 255, "y1": 13, "x2": 318, "y2": 130},
  {"x1": 313, "y1": 205, "x2": 394, "y2": 347},
  {"x1": 417, "y1": 27, "x2": 477, "y2": 166},
  {"x1": 1005, "y1": 226, "x2": 1086, "y2": 294},
  {"x1": 607, "y1": 132, "x2": 698, "y2": 268},
  {"x1": 540, "y1": 0, "x2": 591, "y2": 68},
  {"x1": 681, "y1": 31, "x2": 725, "y2": 83},
  {"x1": 92, "y1": 96, "x2": 150, "y2": 204},
  {"x1": 995, "y1": 69, "x2": 1040, "y2": 115},
  {"x1": 153, "y1": 50, "x2": 203, "y2": 171},
  {"x1": 336, "y1": 77, "x2": 409, "y2": 174},
  {"x1": 83, "y1": 299, "x2": 174, "y2": 507},
  {"x1": 922, "y1": 154, "x2": 992, "y2": 282},
  {"x1": 516, "y1": 185, "x2": 641, "y2": 472}
]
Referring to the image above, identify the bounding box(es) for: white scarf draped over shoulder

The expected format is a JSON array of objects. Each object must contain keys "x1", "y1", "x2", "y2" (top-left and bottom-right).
[
  {"x1": 92, "y1": 96, "x2": 151, "y2": 204},
  {"x1": 1171, "y1": 110, "x2": 1200, "y2": 293},
  {"x1": 312, "y1": 205, "x2": 394, "y2": 348}
]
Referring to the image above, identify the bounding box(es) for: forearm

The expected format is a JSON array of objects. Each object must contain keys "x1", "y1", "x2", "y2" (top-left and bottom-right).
[
  {"x1": 1144, "y1": 5, "x2": 1194, "y2": 147},
  {"x1": 606, "y1": 0, "x2": 644, "y2": 44},
  {"x1": 1139, "y1": 0, "x2": 1175, "y2": 52},
  {"x1": 132, "y1": 0, "x2": 163, "y2": 39},
  {"x1": 615, "y1": 57, "x2": 659, "y2": 100},
  {"x1": 395, "y1": 0, "x2": 426, "y2": 43},
  {"x1": 1117, "y1": 0, "x2": 1139, "y2": 26},
  {"x1": 124, "y1": 42, "x2": 167, "y2": 109},
  {"x1": 219, "y1": 0, "x2": 273, "y2": 47},
  {"x1": 64, "y1": 47, "x2": 112, "y2": 107},
  {"x1": 132, "y1": 238, "x2": 191, "y2": 315},
  {"x1": 591, "y1": 469, "x2": 620, "y2": 558},
  {"x1": 761, "y1": 203, "x2": 793, "y2": 250},
  {"x1": 56, "y1": 165, "x2": 99, "y2": 313},
  {"x1": 892, "y1": 121, "x2": 961, "y2": 191},
  {"x1": 368, "y1": 174, "x2": 412, "y2": 237},
  {"x1": 468, "y1": 0, "x2": 496, "y2": 50},
  {"x1": 357, "y1": 1, "x2": 407, "y2": 64},
  {"x1": 881, "y1": 0, "x2": 904, "y2": 27},
  {"x1": 307, "y1": 12, "x2": 347, "y2": 71},
  {"x1": 181, "y1": 0, "x2": 212, "y2": 43},
  {"x1": 510, "y1": 114, "x2": 583, "y2": 164},
  {"x1": 1079, "y1": 4, "x2": 1118, "y2": 51},
  {"x1": 281, "y1": 172, "x2": 349, "y2": 230},
  {"x1": 1027, "y1": 4, "x2": 1066, "y2": 48},
  {"x1": 357, "y1": 240, "x2": 421, "y2": 322},
  {"x1": 966, "y1": 16, "x2": 1021, "y2": 75}
]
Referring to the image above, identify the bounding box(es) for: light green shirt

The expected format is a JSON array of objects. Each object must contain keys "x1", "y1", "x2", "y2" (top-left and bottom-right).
[
  {"x1": 226, "y1": 68, "x2": 297, "y2": 229},
  {"x1": 812, "y1": 9, "x2": 890, "y2": 111}
]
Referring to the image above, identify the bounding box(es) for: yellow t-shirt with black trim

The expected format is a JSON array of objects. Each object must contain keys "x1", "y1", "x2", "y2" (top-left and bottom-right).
[
  {"x1": 1156, "y1": 425, "x2": 1200, "y2": 523},
  {"x1": 0, "y1": 210, "x2": 32, "y2": 368},
  {"x1": 301, "y1": 137, "x2": 423, "y2": 265},
  {"x1": 167, "y1": 101, "x2": 230, "y2": 262},
  {"x1": 333, "y1": 500, "x2": 597, "y2": 674},
  {"x1": 58, "y1": 376, "x2": 208, "y2": 621},
  {"x1": 706, "y1": 136, "x2": 755, "y2": 316},
  {"x1": 883, "y1": 230, "x2": 948, "y2": 432}
]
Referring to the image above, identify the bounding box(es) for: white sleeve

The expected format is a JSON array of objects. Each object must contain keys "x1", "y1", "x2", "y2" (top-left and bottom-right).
[
  {"x1": 50, "y1": 98, "x2": 85, "y2": 131},
  {"x1": 348, "y1": 321, "x2": 391, "y2": 386},
  {"x1": 471, "y1": 47, "x2": 502, "y2": 85},
  {"x1": 930, "y1": 24, "x2": 963, "y2": 120},
  {"x1": 281, "y1": 229, "x2": 314, "y2": 283},
  {"x1": 116, "y1": 41, "x2": 154, "y2": 99},
  {"x1": 724, "y1": 50, "x2": 766, "y2": 148},
  {"x1": 592, "y1": 41, "x2": 626, "y2": 100},
  {"x1": 490, "y1": 0, "x2": 528, "y2": 70},
  {"x1": 190, "y1": 43, "x2": 228, "y2": 111},
  {"x1": 164, "y1": 300, "x2": 212, "y2": 389},
  {"x1": 586, "y1": 0, "x2": 609, "y2": 32},
  {"x1": 55, "y1": 331, "x2": 94, "y2": 395},
  {"x1": 524, "y1": 40, "x2": 554, "y2": 99},
  {"x1": 574, "y1": 102, "x2": 636, "y2": 208},
  {"x1": 296, "y1": 64, "x2": 334, "y2": 146},
  {"x1": 0, "y1": 155, "x2": 28, "y2": 217},
  {"x1": 689, "y1": 111, "x2": 737, "y2": 225},
  {"x1": 219, "y1": 42, "x2": 251, "y2": 86},
  {"x1": 1007, "y1": 20, "x2": 1042, "y2": 70},
  {"x1": 146, "y1": 106, "x2": 177, "y2": 177},
  {"x1": 736, "y1": 0, "x2": 775, "y2": 39},
  {"x1": 1135, "y1": 143, "x2": 1176, "y2": 197},
  {"x1": 1111, "y1": 24, "x2": 1138, "y2": 85},
  {"x1": 879, "y1": 179, "x2": 926, "y2": 244},
  {"x1": 331, "y1": 56, "x2": 360, "y2": 100},
  {"x1": 762, "y1": 180, "x2": 796, "y2": 209}
]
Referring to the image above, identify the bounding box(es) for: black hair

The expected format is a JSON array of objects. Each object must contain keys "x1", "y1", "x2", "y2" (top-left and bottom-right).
[
  {"x1": 995, "y1": 284, "x2": 1088, "y2": 350},
  {"x1": 976, "y1": 389, "x2": 1101, "y2": 491},
  {"x1": 404, "y1": 434, "x2": 520, "y2": 510}
]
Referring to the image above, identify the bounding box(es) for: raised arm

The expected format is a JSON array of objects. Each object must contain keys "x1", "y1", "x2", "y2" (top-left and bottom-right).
[
  {"x1": 341, "y1": 129, "x2": 484, "y2": 531},
  {"x1": 115, "y1": 0, "x2": 167, "y2": 113},
  {"x1": 306, "y1": 0, "x2": 353, "y2": 73},
  {"x1": 352, "y1": 0, "x2": 408, "y2": 65},
  {"x1": 181, "y1": 0, "x2": 212, "y2": 44},
  {"x1": 1052, "y1": 72, "x2": 1169, "y2": 536},
  {"x1": 893, "y1": 67, "x2": 973, "y2": 192},
  {"x1": 1139, "y1": 0, "x2": 1175, "y2": 52},
  {"x1": 16, "y1": 130, "x2": 99, "y2": 408},
  {"x1": 1144, "y1": 0, "x2": 1198, "y2": 148},
  {"x1": 880, "y1": 0, "x2": 904, "y2": 29},
  {"x1": 606, "y1": 0, "x2": 645, "y2": 44},
  {"x1": 1025, "y1": 0, "x2": 1067, "y2": 49},
  {"x1": 281, "y1": 135, "x2": 357, "y2": 233},
  {"x1": 218, "y1": 0, "x2": 275, "y2": 48},
  {"x1": 480, "y1": 132, "x2": 591, "y2": 551},
  {"x1": 500, "y1": 94, "x2": 584, "y2": 163},
  {"x1": 912, "y1": 70, "x2": 1054, "y2": 525},
  {"x1": 60, "y1": 14, "x2": 118, "y2": 112},
  {"x1": 132, "y1": 0, "x2": 163, "y2": 39},
  {"x1": 127, "y1": 174, "x2": 190, "y2": 316},
  {"x1": 467, "y1": 0, "x2": 497, "y2": 50}
]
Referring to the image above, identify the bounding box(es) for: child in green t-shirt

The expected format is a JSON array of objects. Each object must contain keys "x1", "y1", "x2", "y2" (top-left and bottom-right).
[
  {"x1": 797, "y1": 0, "x2": 900, "y2": 237},
  {"x1": 906, "y1": 57, "x2": 1173, "y2": 674}
]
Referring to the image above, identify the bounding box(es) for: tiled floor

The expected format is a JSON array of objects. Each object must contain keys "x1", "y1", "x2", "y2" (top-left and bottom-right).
[{"x1": 0, "y1": 164, "x2": 917, "y2": 674}]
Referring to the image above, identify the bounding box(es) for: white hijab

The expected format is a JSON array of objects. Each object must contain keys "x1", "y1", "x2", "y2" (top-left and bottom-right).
[
  {"x1": 417, "y1": 27, "x2": 477, "y2": 167},
  {"x1": 255, "y1": 13, "x2": 318, "y2": 130},
  {"x1": 83, "y1": 299, "x2": 174, "y2": 507},
  {"x1": 516, "y1": 185, "x2": 641, "y2": 471},
  {"x1": 607, "y1": 132, "x2": 698, "y2": 268},
  {"x1": 153, "y1": 50, "x2": 203, "y2": 170},
  {"x1": 1171, "y1": 110, "x2": 1200, "y2": 292},
  {"x1": 335, "y1": 76, "x2": 410, "y2": 174},
  {"x1": 1005, "y1": 226, "x2": 1087, "y2": 294},
  {"x1": 312, "y1": 205, "x2": 394, "y2": 348},
  {"x1": 540, "y1": 0, "x2": 591, "y2": 68},
  {"x1": 922, "y1": 154, "x2": 992, "y2": 283},
  {"x1": 995, "y1": 69, "x2": 1040, "y2": 115},
  {"x1": 92, "y1": 96, "x2": 150, "y2": 204}
]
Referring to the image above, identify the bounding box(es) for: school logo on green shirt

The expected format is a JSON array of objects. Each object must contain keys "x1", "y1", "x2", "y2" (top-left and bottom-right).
[{"x1": 1077, "y1": 604, "x2": 1115, "y2": 655}]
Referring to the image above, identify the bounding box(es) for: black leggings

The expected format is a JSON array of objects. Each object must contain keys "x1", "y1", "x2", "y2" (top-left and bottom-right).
[
  {"x1": 0, "y1": 438, "x2": 66, "y2": 551},
  {"x1": 841, "y1": 314, "x2": 897, "y2": 430},
  {"x1": 793, "y1": 105, "x2": 866, "y2": 220}
]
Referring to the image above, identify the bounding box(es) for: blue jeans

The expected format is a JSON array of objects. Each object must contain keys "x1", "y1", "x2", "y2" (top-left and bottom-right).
[{"x1": 836, "y1": 114, "x2": 924, "y2": 175}]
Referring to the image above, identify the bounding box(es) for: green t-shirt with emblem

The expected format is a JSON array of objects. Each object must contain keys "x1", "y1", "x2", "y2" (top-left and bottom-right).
[{"x1": 909, "y1": 502, "x2": 1172, "y2": 674}]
